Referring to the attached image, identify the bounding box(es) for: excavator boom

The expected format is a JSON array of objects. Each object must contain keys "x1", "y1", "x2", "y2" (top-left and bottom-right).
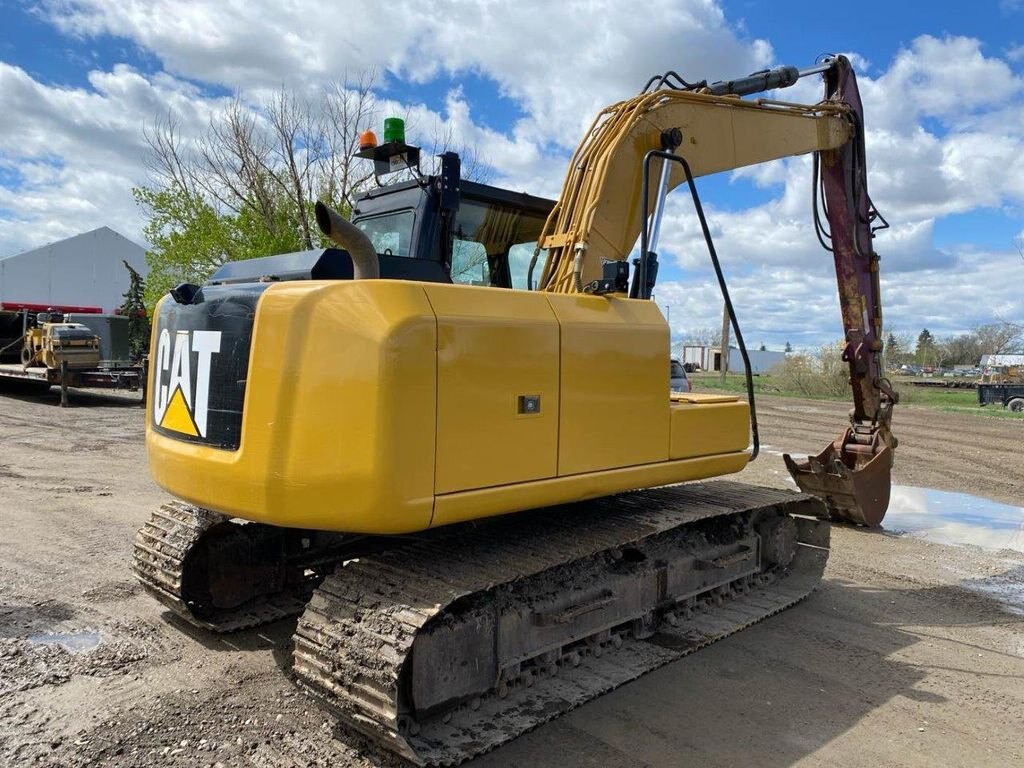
[{"x1": 538, "y1": 55, "x2": 896, "y2": 525}]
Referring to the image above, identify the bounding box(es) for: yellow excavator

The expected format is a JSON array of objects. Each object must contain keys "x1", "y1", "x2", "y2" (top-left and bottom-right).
[{"x1": 134, "y1": 55, "x2": 896, "y2": 764}]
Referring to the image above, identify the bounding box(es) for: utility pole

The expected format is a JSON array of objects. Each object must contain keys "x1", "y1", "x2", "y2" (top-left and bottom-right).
[{"x1": 719, "y1": 303, "x2": 730, "y2": 384}]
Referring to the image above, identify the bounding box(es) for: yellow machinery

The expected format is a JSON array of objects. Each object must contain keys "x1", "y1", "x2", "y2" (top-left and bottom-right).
[
  {"x1": 135, "y1": 55, "x2": 895, "y2": 764},
  {"x1": 21, "y1": 315, "x2": 101, "y2": 370}
]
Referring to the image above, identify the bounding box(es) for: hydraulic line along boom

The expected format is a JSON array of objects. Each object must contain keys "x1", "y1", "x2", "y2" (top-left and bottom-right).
[
  {"x1": 782, "y1": 58, "x2": 897, "y2": 526},
  {"x1": 536, "y1": 55, "x2": 896, "y2": 525}
]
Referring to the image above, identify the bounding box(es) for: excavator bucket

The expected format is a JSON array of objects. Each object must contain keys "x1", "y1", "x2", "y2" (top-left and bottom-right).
[{"x1": 784, "y1": 430, "x2": 892, "y2": 527}]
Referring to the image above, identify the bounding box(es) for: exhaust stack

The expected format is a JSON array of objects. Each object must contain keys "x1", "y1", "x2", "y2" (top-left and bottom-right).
[{"x1": 315, "y1": 202, "x2": 380, "y2": 280}]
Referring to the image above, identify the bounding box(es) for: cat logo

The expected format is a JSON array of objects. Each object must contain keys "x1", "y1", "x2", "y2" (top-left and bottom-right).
[{"x1": 152, "y1": 329, "x2": 222, "y2": 438}]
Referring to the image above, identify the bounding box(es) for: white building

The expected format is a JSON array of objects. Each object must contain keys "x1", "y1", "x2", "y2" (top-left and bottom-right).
[
  {"x1": 980, "y1": 354, "x2": 1024, "y2": 368},
  {"x1": 0, "y1": 227, "x2": 147, "y2": 314},
  {"x1": 676, "y1": 343, "x2": 785, "y2": 375}
]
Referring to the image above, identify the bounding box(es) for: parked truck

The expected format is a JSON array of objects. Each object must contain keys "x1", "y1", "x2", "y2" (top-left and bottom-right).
[
  {"x1": 977, "y1": 382, "x2": 1024, "y2": 412},
  {"x1": 977, "y1": 364, "x2": 1024, "y2": 412}
]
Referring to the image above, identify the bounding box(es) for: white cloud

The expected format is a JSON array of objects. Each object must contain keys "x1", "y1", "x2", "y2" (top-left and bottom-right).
[
  {"x1": 0, "y1": 61, "x2": 232, "y2": 254},
  {"x1": 4, "y1": 0, "x2": 769, "y2": 255},
  {"x1": 41, "y1": 0, "x2": 772, "y2": 144},
  {"x1": 656, "y1": 247, "x2": 1024, "y2": 349},
  {"x1": 649, "y1": 35, "x2": 1024, "y2": 345},
  {"x1": 0, "y1": 9, "x2": 1021, "y2": 346}
]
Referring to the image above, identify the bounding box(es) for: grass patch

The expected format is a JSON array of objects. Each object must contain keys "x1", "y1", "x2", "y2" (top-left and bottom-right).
[{"x1": 689, "y1": 373, "x2": 1024, "y2": 420}]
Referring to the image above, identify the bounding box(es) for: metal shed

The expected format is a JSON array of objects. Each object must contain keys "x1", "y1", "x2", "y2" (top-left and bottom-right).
[{"x1": 0, "y1": 226, "x2": 147, "y2": 314}]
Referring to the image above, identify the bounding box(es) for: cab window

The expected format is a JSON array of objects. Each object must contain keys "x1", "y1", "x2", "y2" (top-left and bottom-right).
[
  {"x1": 508, "y1": 243, "x2": 546, "y2": 290},
  {"x1": 452, "y1": 201, "x2": 548, "y2": 289},
  {"x1": 451, "y1": 240, "x2": 490, "y2": 285},
  {"x1": 355, "y1": 211, "x2": 415, "y2": 257}
]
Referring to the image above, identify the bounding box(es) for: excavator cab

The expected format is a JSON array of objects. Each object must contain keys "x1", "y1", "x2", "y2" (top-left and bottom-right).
[
  {"x1": 350, "y1": 154, "x2": 554, "y2": 290},
  {"x1": 205, "y1": 150, "x2": 554, "y2": 290}
]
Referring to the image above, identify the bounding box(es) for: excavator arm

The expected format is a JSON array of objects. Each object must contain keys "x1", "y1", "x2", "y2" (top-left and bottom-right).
[
  {"x1": 538, "y1": 55, "x2": 896, "y2": 525},
  {"x1": 785, "y1": 58, "x2": 897, "y2": 526}
]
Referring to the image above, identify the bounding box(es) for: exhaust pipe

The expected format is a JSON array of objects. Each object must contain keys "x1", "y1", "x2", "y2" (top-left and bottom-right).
[{"x1": 315, "y1": 201, "x2": 380, "y2": 280}]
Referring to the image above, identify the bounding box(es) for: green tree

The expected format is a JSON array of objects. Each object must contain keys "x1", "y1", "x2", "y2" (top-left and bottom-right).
[
  {"x1": 885, "y1": 331, "x2": 899, "y2": 366},
  {"x1": 134, "y1": 186, "x2": 239, "y2": 309},
  {"x1": 135, "y1": 73, "x2": 489, "y2": 311},
  {"x1": 120, "y1": 260, "x2": 151, "y2": 361},
  {"x1": 784, "y1": 341, "x2": 793, "y2": 353},
  {"x1": 916, "y1": 328, "x2": 937, "y2": 366},
  {"x1": 135, "y1": 77, "x2": 378, "y2": 311}
]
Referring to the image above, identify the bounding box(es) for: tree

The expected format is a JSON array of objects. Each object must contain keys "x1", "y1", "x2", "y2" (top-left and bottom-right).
[
  {"x1": 916, "y1": 328, "x2": 937, "y2": 366},
  {"x1": 885, "y1": 331, "x2": 900, "y2": 367},
  {"x1": 134, "y1": 185, "x2": 240, "y2": 307},
  {"x1": 884, "y1": 331, "x2": 917, "y2": 367},
  {"x1": 135, "y1": 73, "x2": 488, "y2": 310},
  {"x1": 120, "y1": 260, "x2": 151, "y2": 361},
  {"x1": 784, "y1": 341, "x2": 793, "y2": 354},
  {"x1": 975, "y1": 322, "x2": 1023, "y2": 356},
  {"x1": 685, "y1": 327, "x2": 722, "y2": 347},
  {"x1": 758, "y1": 343, "x2": 767, "y2": 351}
]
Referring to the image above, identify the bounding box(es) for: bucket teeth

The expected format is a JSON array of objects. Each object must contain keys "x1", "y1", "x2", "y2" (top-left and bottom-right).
[{"x1": 785, "y1": 432, "x2": 893, "y2": 527}]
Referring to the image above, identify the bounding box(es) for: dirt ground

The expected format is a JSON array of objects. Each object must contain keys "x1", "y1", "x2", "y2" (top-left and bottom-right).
[{"x1": 1, "y1": 383, "x2": 1022, "y2": 768}]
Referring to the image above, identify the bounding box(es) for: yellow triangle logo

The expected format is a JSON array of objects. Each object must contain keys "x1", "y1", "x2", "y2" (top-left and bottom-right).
[{"x1": 160, "y1": 386, "x2": 199, "y2": 437}]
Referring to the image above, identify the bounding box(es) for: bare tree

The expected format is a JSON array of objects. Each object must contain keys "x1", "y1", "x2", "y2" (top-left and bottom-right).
[
  {"x1": 421, "y1": 119, "x2": 493, "y2": 184},
  {"x1": 137, "y1": 73, "x2": 501, "y2": 301},
  {"x1": 144, "y1": 71, "x2": 493, "y2": 240},
  {"x1": 975, "y1": 322, "x2": 1022, "y2": 356},
  {"x1": 142, "y1": 73, "x2": 383, "y2": 252},
  {"x1": 321, "y1": 72, "x2": 378, "y2": 212},
  {"x1": 683, "y1": 327, "x2": 722, "y2": 347}
]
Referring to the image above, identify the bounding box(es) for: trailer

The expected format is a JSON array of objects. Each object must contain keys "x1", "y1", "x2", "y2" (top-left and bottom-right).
[
  {"x1": 0, "y1": 361, "x2": 144, "y2": 406},
  {"x1": 977, "y1": 383, "x2": 1024, "y2": 412}
]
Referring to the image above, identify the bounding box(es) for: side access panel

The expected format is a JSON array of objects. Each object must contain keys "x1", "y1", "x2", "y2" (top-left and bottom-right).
[
  {"x1": 546, "y1": 295, "x2": 669, "y2": 475},
  {"x1": 425, "y1": 284, "x2": 560, "y2": 495},
  {"x1": 670, "y1": 393, "x2": 750, "y2": 459}
]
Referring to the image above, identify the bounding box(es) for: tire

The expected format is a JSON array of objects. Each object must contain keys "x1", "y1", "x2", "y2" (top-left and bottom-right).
[{"x1": 1007, "y1": 398, "x2": 1024, "y2": 413}]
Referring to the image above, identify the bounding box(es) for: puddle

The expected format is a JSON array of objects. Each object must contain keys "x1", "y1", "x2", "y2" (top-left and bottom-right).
[
  {"x1": 28, "y1": 630, "x2": 101, "y2": 652},
  {"x1": 762, "y1": 454, "x2": 1023, "y2": 553},
  {"x1": 884, "y1": 486, "x2": 1024, "y2": 554},
  {"x1": 883, "y1": 487, "x2": 1024, "y2": 616}
]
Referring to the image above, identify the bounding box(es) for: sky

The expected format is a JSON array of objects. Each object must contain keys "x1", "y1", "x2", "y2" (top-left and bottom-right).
[{"x1": 0, "y1": 0, "x2": 1022, "y2": 349}]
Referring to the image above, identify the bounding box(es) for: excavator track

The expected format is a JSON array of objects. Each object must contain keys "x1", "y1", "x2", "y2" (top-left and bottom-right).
[
  {"x1": 292, "y1": 481, "x2": 829, "y2": 766},
  {"x1": 132, "y1": 501, "x2": 349, "y2": 633}
]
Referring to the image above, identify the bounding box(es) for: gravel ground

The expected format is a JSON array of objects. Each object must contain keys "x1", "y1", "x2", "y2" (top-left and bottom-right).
[{"x1": 0, "y1": 382, "x2": 1022, "y2": 767}]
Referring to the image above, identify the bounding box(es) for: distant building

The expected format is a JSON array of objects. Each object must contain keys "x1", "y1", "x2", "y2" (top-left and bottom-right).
[
  {"x1": 980, "y1": 354, "x2": 1024, "y2": 368},
  {"x1": 676, "y1": 344, "x2": 785, "y2": 375},
  {"x1": 0, "y1": 227, "x2": 147, "y2": 314}
]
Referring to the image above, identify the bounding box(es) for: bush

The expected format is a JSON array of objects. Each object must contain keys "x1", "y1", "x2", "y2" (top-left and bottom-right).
[{"x1": 770, "y1": 345, "x2": 849, "y2": 398}]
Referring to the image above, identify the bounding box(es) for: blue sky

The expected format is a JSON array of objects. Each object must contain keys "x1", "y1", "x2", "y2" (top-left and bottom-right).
[{"x1": 0, "y1": 0, "x2": 1021, "y2": 348}]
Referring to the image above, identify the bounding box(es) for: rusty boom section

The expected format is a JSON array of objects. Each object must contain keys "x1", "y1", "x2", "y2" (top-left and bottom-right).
[{"x1": 784, "y1": 56, "x2": 897, "y2": 526}]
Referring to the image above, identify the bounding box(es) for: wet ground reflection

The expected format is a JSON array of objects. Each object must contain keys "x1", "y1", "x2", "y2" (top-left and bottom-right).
[
  {"x1": 884, "y1": 486, "x2": 1024, "y2": 554},
  {"x1": 28, "y1": 629, "x2": 101, "y2": 652}
]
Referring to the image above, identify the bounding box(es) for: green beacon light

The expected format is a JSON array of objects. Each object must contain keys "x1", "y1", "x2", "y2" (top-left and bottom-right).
[
  {"x1": 354, "y1": 117, "x2": 418, "y2": 175},
  {"x1": 383, "y1": 117, "x2": 405, "y2": 144}
]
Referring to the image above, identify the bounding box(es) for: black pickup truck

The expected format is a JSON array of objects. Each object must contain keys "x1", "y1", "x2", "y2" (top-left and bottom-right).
[{"x1": 977, "y1": 383, "x2": 1024, "y2": 412}]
